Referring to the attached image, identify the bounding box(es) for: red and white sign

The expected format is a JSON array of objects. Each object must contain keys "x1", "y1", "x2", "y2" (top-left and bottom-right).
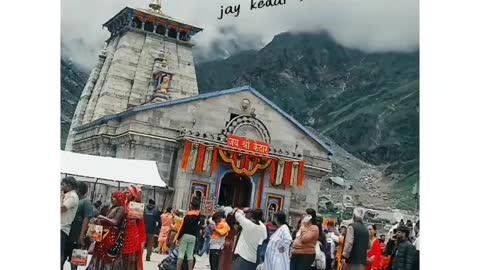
[{"x1": 227, "y1": 135, "x2": 270, "y2": 155}]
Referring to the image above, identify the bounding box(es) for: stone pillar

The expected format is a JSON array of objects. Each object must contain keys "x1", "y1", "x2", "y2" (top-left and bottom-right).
[
  {"x1": 153, "y1": 23, "x2": 157, "y2": 33},
  {"x1": 174, "y1": 171, "x2": 189, "y2": 209},
  {"x1": 128, "y1": 141, "x2": 136, "y2": 159},
  {"x1": 164, "y1": 25, "x2": 169, "y2": 37},
  {"x1": 176, "y1": 31, "x2": 180, "y2": 40},
  {"x1": 141, "y1": 19, "x2": 146, "y2": 30},
  {"x1": 65, "y1": 48, "x2": 107, "y2": 150}
]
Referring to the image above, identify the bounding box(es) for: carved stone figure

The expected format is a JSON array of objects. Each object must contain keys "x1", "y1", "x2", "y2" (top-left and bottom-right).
[
  {"x1": 159, "y1": 75, "x2": 170, "y2": 93},
  {"x1": 241, "y1": 99, "x2": 251, "y2": 111},
  {"x1": 151, "y1": 74, "x2": 172, "y2": 102}
]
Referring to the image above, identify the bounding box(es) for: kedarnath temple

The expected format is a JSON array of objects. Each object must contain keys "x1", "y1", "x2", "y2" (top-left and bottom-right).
[{"x1": 66, "y1": 0, "x2": 333, "y2": 224}]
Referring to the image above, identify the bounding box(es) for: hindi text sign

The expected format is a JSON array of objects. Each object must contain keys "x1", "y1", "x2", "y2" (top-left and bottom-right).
[{"x1": 227, "y1": 135, "x2": 270, "y2": 155}]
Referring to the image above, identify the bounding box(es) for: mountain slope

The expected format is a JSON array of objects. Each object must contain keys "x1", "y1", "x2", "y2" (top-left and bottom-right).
[
  {"x1": 61, "y1": 58, "x2": 88, "y2": 149},
  {"x1": 196, "y1": 32, "x2": 419, "y2": 208}
]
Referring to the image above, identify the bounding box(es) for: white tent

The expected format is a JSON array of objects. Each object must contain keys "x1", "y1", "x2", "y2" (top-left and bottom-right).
[{"x1": 60, "y1": 151, "x2": 167, "y2": 188}]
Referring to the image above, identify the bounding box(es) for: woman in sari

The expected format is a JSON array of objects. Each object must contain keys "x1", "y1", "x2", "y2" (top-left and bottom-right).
[
  {"x1": 366, "y1": 225, "x2": 382, "y2": 270},
  {"x1": 86, "y1": 192, "x2": 126, "y2": 270},
  {"x1": 159, "y1": 207, "x2": 173, "y2": 254},
  {"x1": 122, "y1": 185, "x2": 146, "y2": 270},
  {"x1": 264, "y1": 212, "x2": 292, "y2": 270},
  {"x1": 218, "y1": 213, "x2": 238, "y2": 270}
]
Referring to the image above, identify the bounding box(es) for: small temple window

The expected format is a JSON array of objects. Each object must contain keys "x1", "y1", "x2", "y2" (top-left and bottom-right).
[
  {"x1": 168, "y1": 28, "x2": 177, "y2": 39},
  {"x1": 144, "y1": 21, "x2": 154, "y2": 32},
  {"x1": 179, "y1": 31, "x2": 188, "y2": 41},
  {"x1": 132, "y1": 17, "x2": 142, "y2": 29},
  {"x1": 156, "y1": 25, "x2": 166, "y2": 35}
]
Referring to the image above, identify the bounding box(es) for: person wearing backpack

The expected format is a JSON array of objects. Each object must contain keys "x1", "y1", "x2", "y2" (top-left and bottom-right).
[{"x1": 174, "y1": 201, "x2": 202, "y2": 270}]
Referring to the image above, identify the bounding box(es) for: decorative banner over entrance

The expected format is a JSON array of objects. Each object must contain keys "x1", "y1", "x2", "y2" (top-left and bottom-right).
[
  {"x1": 218, "y1": 149, "x2": 271, "y2": 176},
  {"x1": 227, "y1": 135, "x2": 270, "y2": 155},
  {"x1": 180, "y1": 139, "x2": 305, "y2": 187}
]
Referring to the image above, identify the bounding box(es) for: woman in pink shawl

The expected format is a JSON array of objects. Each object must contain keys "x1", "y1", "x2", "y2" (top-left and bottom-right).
[{"x1": 159, "y1": 207, "x2": 174, "y2": 254}]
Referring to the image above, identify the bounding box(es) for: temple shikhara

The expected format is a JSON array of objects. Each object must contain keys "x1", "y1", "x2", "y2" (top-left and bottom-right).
[{"x1": 66, "y1": 0, "x2": 333, "y2": 224}]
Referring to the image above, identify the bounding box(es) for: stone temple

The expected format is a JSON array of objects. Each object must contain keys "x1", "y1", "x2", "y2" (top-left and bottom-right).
[{"x1": 66, "y1": 1, "x2": 333, "y2": 224}]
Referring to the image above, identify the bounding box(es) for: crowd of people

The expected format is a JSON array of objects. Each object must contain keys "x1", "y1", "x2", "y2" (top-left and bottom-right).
[
  {"x1": 61, "y1": 176, "x2": 420, "y2": 270},
  {"x1": 61, "y1": 176, "x2": 148, "y2": 270}
]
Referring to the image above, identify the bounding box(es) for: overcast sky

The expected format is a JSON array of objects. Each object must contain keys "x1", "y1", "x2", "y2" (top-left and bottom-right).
[{"x1": 61, "y1": 0, "x2": 419, "y2": 69}]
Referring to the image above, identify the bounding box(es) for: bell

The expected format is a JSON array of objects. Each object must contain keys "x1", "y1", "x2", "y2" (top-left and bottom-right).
[{"x1": 149, "y1": 0, "x2": 162, "y2": 12}]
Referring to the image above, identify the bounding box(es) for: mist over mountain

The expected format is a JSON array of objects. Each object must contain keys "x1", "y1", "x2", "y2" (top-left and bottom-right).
[{"x1": 61, "y1": 0, "x2": 419, "y2": 69}]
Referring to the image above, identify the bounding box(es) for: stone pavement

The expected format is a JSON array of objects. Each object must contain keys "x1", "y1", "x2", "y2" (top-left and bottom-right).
[{"x1": 62, "y1": 251, "x2": 211, "y2": 270}]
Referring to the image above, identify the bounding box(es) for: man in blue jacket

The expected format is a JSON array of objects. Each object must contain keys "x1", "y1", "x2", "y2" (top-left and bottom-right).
[{"x1": 144, "y1": 199, "x2": 161, "y2": 261}]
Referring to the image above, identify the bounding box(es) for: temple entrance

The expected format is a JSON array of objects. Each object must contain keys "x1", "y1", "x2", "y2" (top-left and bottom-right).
[{"x1": 218, "y1": 172, "x2": 252, "y2": 208}]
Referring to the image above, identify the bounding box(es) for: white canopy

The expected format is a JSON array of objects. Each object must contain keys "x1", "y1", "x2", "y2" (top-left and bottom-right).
[{"x1": 60, "y1": 151, "x2": 167, "y2": 188}]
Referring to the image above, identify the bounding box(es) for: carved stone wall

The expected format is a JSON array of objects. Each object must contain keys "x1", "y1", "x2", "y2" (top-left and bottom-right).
[
  {"x1": 72, "y1": 89, "x2": 332, "y2": 212},
  {"x1": 76, "y1": 29, "x2": 198, "y2": 125}
]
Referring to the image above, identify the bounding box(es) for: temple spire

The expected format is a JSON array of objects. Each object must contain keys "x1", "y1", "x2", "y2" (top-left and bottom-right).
[{"x1": 149, "y1": 0, "x2": 162, "y2": 13}]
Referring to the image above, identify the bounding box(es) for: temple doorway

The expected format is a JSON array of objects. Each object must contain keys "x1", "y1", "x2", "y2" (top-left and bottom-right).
[{"x1": 218, "y1": 172, "x2": 252, "y2": 208}]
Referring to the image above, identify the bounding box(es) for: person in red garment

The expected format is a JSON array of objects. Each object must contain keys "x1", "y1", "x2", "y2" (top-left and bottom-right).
[
  {"x1": 366, "y1": 225, "x2": 382, "y2": 270},
  {"x1": 86, "y1": 191, "x2": 127, "y2": 270},
  {"x1": 123, "y1": 185, "x2": 147, "y2": 270}
]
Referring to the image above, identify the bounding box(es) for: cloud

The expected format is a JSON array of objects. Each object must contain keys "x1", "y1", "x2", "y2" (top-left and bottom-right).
[{"x1": 61, "y1": 0, "x2": 419, "y2": 69}]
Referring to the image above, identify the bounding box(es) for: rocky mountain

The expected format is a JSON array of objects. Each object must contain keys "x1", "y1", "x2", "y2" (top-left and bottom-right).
[
  {"x1": 195, "y1": 32, "x2": 419, "y2": 209},
  {"x1": 61, "y1": 58, "x2": 89, "y2": 149},
  {"x1": 60, "y1": 31, "x2": 419, "y2": 209}
]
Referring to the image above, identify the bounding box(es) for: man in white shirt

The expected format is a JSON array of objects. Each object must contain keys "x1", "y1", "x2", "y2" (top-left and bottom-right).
[
  {"x1": 233, "y1": 208, "x2": 267, "y2": 270},
  {"x1": 60, "y1": 176, "x2": 79, "y2": 270}
]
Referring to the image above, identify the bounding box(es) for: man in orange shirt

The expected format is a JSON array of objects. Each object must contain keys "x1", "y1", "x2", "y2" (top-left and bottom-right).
[{"x1": 209, "y1": 211, "x2": 231, "y2": 270}]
